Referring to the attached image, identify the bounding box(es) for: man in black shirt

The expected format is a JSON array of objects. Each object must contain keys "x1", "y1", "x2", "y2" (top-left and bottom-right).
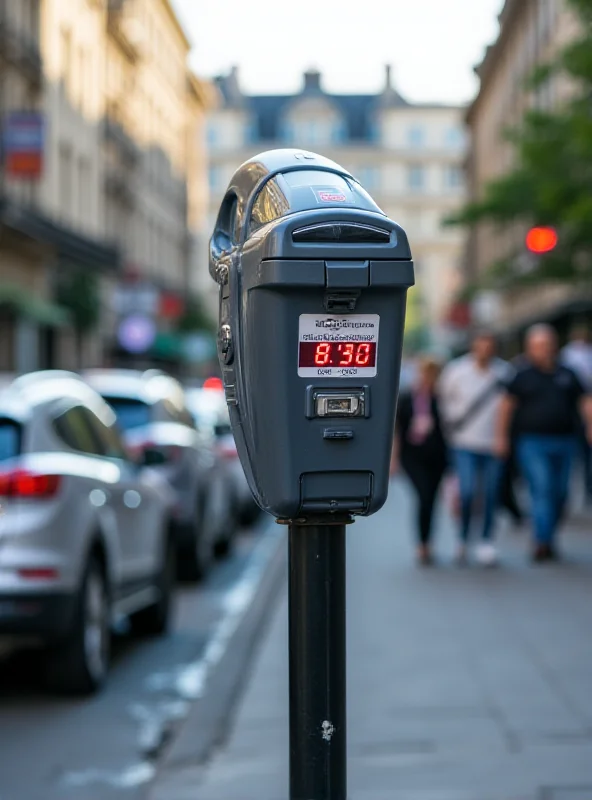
[{"x1": 496, "y1": 325, "x2": 592, "y2": 561}]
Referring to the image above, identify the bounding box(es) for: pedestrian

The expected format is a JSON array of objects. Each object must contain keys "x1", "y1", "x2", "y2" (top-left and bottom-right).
[
  {"x1": 561, "y1": 325, "x2": 592, "y2": 504},
  {"x1": 496, "y1": 324, "x2": 592, "y2": 562},
  {"x1": 439, "y1": 331, "x2": 510, "y2": 565},
  {"x1": 498, "y1": 352, "x2": 528, "y2": 528},
  {"x1": 392, "y1": 356, "x2": 448, "y2": 566}
]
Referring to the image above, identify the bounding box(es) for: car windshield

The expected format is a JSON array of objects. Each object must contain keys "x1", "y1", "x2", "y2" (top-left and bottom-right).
[
  {"x1": 102, "y1": 397, "x2": 151, "y2": 431},
  {"x1": 0, "y1": 418, "x2": 22, "y2": 461}
]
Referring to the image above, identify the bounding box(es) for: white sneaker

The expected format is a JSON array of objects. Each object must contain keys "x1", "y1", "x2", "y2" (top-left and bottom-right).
[{"x1": 475, "y1": 542, "x2": 498, "y2": 567}]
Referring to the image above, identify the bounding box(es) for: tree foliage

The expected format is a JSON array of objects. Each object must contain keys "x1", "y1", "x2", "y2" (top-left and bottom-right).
[
  {"x1": 447, "y1": 0, "x2": 592, "y2": 284},
  {"x1": 176, "y1": 295, "x2": 215, "y2": 334},
  {"x1": 56, "y1": 269, "x2": 100, "y2": 333}
]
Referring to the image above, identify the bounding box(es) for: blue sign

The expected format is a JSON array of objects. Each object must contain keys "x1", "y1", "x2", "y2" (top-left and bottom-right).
[{"x1": 2, "y1": 111, "x2": 45, "y2": 178}]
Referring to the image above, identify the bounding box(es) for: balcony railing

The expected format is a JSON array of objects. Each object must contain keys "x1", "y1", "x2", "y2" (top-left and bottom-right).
[
  {"x1": 0, "y1": 194, "x2": 121, "y2": 272},
  {"x1": 103, "y1": 114, "x2": 140, "y2": 166},
  {"x1": 104, "y1": 168, "x2": 135, "y2": 207},
  {"x1": 107, "y1": 1, "x2": 143, "y2": 62},
  {"x1": 0, "y1": 15, "x2": 43, "y2": 88}
]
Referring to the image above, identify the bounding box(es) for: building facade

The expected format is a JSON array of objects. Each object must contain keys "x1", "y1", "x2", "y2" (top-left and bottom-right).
[
  {"x1": 465, "y1": 0, "x2": 583, "y2": 340},
  {"x1": 104, "y1": 0, "x2": 211, "y2": 367},
  {"x1": 204, "y1": 67, "x2": 467, "y2": 348},
  {"x1": 0, "y1": 0, "x2": 118, "y2": 372},
  {"x1": 0, "y1": 0, "x2": 210, "y2": 373}
]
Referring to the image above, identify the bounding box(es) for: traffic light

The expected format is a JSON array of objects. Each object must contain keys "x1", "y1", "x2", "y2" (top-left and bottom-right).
[{"x1": 526, "y1": 226, "x2": 558, "y2": 254}]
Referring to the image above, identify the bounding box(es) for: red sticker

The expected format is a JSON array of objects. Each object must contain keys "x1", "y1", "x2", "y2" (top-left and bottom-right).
[{"x1": 316, "y1": 189, "x2": 347, "y2": 203}]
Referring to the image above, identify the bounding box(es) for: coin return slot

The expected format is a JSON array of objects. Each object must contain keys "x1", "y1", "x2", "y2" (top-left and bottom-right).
[{"x1": 315, "y1": 392, "x2": 365, "y2": 418}]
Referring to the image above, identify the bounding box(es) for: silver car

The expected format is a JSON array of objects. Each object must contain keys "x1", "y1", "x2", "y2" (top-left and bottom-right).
[
  {"x1": 0, "y1": 371, "x2": 175, "y2": 694},
  {"x1": 84, "y1": 369, "x2": 235, "y2": 580},
  {"x1": 186, "y1": 383, "x2": 262, "y2": 528}
]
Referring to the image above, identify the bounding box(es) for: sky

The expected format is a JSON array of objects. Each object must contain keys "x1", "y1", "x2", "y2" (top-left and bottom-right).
[{"x1": 171, "y1": 0, "x2": 504, "y2": 105}]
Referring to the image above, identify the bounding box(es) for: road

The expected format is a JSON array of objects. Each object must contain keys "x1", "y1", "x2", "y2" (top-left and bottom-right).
[{"x1": 0, "y1": 518, "x2": 277, "y2": 800}]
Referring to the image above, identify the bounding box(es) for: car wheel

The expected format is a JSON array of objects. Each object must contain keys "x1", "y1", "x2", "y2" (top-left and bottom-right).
[
  {"x1": 214, "y1": 497, "x2": 238, "y2": 560},
  {"x1": 131, "y1": 533, "x2": 175, "y2": 636},
  {"x1": 44, "y1": 554, "x2": 110, "y2": 695},
  {"x1": 240, "y1": 500, "x2": 262, "y2": 528},
  {"x1": 177, "y1": 496, "x2": 212, "y2": 582}
]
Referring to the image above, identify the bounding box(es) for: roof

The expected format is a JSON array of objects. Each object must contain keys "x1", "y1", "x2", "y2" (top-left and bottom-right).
[
  {"x1": 250, "y1": 93, "x2": 386, "y2": 142},
  {"x1": 0, "y1": 371, "x2": 111, "y2": 421},
  {"x1": 162, "y1": 0, "x2": 192, "y2": 51},
  {"x1": 213, "y1": 68, "x2": 428, "y2": 144},
  {"x1": 466, "y1": 0, "x2": 526, "y2": 125}
]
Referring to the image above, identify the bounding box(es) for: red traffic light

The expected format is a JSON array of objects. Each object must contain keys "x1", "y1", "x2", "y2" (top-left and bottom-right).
[{"x1": 525, "y1": 227, "x2": 558, "y2": 254}]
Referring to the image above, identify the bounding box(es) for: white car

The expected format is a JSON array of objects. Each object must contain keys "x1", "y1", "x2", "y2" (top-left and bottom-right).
[
  {"x1": 186, "y1": 382, "x2": 261, "y2": 528},
  {"x1": 84, "y1": 369, "x2": 236, "y2": 580}
]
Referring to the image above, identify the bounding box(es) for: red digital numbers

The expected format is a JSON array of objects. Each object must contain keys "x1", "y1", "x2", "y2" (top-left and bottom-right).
[
  {"x1": 302, "y1": 341, "x2": 376, "y2": 368},
  {"x1": 314, "y1": 342, "x2": 332, "y2": 366}
]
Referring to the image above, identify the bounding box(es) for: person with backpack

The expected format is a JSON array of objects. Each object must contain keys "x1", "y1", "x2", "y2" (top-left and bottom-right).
[{"x1": 439, "y1": 331, "x2": 512, "y2": 565}]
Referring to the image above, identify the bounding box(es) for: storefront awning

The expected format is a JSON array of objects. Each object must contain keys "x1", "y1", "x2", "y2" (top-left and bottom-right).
[{"x1": 0, "y1": 283, "x2": 70, "y2": 327}]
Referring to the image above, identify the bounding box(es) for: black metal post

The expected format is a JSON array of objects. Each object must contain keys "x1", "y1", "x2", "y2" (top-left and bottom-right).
[{"x1": 289, "y1": 519, "x2": 347, "y2": 800}]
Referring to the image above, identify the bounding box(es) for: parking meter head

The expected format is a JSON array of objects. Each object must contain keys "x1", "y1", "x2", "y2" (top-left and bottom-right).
[{"x1": 209, "y1": 149, "x2": 414, "y2": 519}]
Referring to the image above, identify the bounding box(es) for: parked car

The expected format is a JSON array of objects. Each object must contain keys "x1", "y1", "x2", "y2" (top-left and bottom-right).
[
  {"x1": 84, "y1": 369, "x2": 235, "y2": 580},
  {"x1": 185, "y1": 380, "x2": 261, "y2": 528},
  {"x1": 0, "y1": 371, "x2": 175, "y2": 694}
]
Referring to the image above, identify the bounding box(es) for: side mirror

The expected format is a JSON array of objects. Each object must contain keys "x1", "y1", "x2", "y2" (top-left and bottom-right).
[{"x1": 142, "y1": 448, "x2": 167, "y2": 467}]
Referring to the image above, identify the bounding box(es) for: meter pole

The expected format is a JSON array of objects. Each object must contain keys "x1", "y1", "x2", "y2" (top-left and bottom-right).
[{"x1": 288, "y1": 515, "x2": 350, "y2": 800}]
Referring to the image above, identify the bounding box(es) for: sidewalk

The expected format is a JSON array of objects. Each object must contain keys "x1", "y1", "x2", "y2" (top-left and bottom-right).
[{"x1": 152, "y1": 479, "x2": 592, "y2": 800}]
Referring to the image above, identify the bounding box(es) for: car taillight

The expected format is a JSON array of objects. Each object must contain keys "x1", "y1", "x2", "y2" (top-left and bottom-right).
[
  {"x1": 18, "y1": 568, "x2": 59, "y2": 580},
  {"x1": 0, "y1": 470, "x2": 61, "y2": 498},
  {"x1": 203, "y1": 377, "x2": 224, "y2": 391}
]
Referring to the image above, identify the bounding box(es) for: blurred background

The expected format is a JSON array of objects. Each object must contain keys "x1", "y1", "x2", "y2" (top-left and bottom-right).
[
  {"x1": 2, "y1": 0, "x2": 589, "y2": 378},
  {"x1": 1, "y1": 2, "x2": 592, "y2": 798}
]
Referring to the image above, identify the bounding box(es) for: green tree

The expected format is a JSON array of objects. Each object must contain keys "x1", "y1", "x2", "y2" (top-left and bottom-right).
[
  {"x1": 448, "y1": 0, "x2": 592, "y2": 286},
  {"x1": 56, "y1": 269, "x2": 101, "y2": 367},
  {"x1": 176, "y1": 295, "x2": 215, "y2": 335}
]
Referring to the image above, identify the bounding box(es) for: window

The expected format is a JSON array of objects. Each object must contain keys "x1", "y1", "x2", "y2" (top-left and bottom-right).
[
  {"x1": 102, "y1": 397, "x2": 152, "y2": 432},
  {"x1": 59, "y1": 142, "x2": 73, "y2": 217},
  {"x1": 444, "y1": 165, "x2": 463, "y2": 190},
  {"x1": 407, "y1": 126, "x2": 425, "y2": 148},
  {"x1": 0, "y1": 419, "x2": 21, "y2": 462},
  {"x1": 208, "y1": 165, "x2": 223, "y2": 192},
  {"x1": 53, "y1": 406, "x2": 101, "y2": 455},
  {"x1": 280, "y1": 121, "x2": 294, "y2": 144},
  {"x1": 249, "y1": 178, "x2": 290, "y2": 235},
  {"x1": 206, "y1": 123, "x2": 218, "y2": 148},
  {"x1": 82, "y1": 408, "x2": 129, "y2": 460},
  {"x1": 78, "y1": 156, "x2": 91, "y2": 227},
  {"x1": 407, "y1": 164, "x2": 425, "y2": 192},
  {"x1": 60, "y1": 28, "x2": 72, "y2": 86},
  {"x1": 356, "y1": 167, "x2": 379, "y2": 191},
  {"x1": 244, "y1": 119, "x2": 258, "y2": 144},
  {"x1": 444, "y1": 127, "x2": 465, "y2": 149},
  {"x1": 332, "y1": 120, "x2": 346, "y2": 144}
]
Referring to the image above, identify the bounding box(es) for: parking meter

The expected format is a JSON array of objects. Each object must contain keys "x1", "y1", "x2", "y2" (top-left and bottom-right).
[{"x1": 209, "y1": 149, "x2": 414, "y2": 520}]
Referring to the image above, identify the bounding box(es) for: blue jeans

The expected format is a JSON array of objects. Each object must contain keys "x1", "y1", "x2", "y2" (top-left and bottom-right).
[
  {"x1": 454, "y1": 450, "x2": 503, "y2": 543},
  {"x1": 516, "y1": 435, "x2": 576, "y2": 544}
]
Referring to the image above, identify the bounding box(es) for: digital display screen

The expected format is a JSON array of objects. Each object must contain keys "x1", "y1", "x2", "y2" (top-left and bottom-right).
[{"x1": 298, "y1": 342, "x2": 377, "y2": 369}]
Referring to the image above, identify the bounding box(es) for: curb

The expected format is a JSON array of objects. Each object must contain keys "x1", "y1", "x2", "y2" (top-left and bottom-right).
[{"x1": 154, "y1": 522, "x2": 287, "y2": 778}]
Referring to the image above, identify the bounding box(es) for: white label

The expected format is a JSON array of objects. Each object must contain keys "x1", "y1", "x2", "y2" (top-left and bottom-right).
[{"x1": 298, "y1": 314, "x2": 380, "y2": 378}]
